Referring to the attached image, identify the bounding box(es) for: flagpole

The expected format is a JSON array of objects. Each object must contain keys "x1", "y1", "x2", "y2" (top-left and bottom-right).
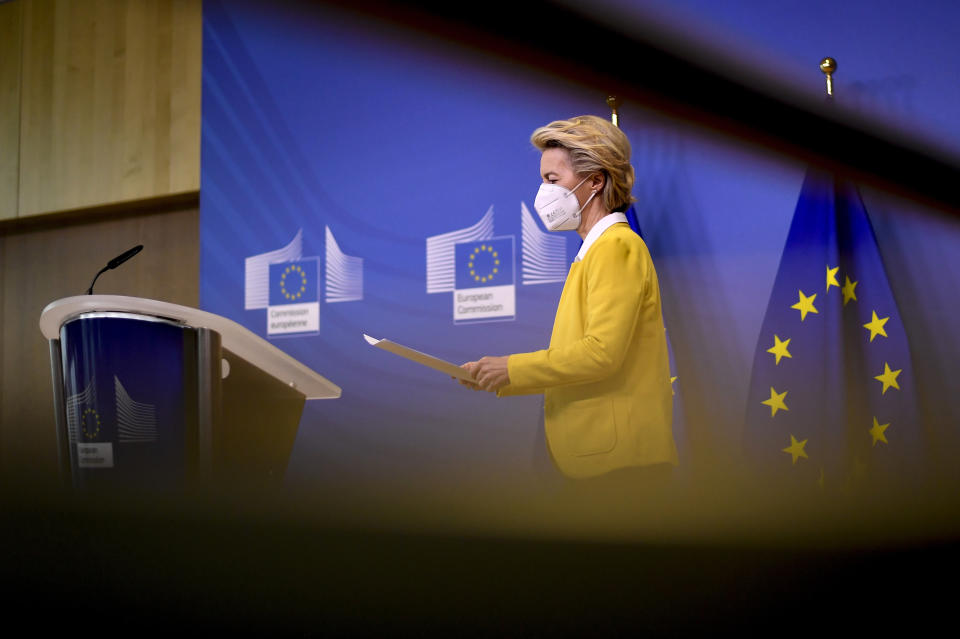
[
  {"x1": 819, "y1": 57, "x2": 837, "y2": 98},
  {"x1": 606, "y1": 95, "x2": 620, "y2": 127}
]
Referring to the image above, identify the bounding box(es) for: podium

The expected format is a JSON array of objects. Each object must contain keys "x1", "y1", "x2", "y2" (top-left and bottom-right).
[{"x1": 39, "y1": 296, "x2": 340, "y2": 490}]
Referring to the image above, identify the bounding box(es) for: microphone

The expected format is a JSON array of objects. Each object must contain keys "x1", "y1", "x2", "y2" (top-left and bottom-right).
[{"x1": 86, "y1": 245, "x2": 144, "y2": 295}]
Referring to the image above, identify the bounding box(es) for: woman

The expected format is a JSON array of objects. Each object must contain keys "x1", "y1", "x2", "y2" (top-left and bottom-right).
[{"x1": 461, "y1": 115, "x2": 678, "y2": 480}]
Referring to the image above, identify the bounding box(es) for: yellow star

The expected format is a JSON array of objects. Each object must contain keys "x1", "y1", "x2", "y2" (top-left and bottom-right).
[
  {"x1": 766, "y1": 335, "x2": 792, "y2": 365},
  {"x1": 761, "y1": 387, "x2": 789, "y2": 417},
  {"x1": 870, "y1": 417, "x2": 890, "y2": 446},
  {"x1": 842, "y1": 276, "x2": 858, "y2": 306},
  {"x1": 862, "y1": 311, "x2": 889, "y2": 342},
  {"x1": 782, "y1": 434, "x2": 808, "y2": 464},
  {"x1": 670, "y1": 376, "x2": 678, "y2": 396},
  {"x1": 791, "y1": 290, "x2": 819, "y2": 321},
  {"x1": 826, "y1": 265, "x2": 840, "y2": 292},
  {"x1": 874, "y1": 362, "x2": 902, "y2": 394}
]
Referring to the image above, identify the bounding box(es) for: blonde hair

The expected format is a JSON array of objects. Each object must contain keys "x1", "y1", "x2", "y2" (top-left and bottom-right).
[{"x1": 530, "y1": 115, "x2": 635, "y2": 212}]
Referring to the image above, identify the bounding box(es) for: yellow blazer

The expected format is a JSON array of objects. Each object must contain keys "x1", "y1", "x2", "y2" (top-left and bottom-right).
[{"x1": 499, "y1": 223, "x2": 678, "y2": 478}]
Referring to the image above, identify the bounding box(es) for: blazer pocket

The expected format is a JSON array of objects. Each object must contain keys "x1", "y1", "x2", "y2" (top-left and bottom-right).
[{"x1": 563, "y1": 397, "x2": 618, "y2": 457}]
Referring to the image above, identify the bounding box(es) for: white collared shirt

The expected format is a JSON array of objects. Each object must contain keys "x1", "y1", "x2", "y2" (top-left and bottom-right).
[{"x1": 574, "y1": 212, "x2": 629, "y2": 262}]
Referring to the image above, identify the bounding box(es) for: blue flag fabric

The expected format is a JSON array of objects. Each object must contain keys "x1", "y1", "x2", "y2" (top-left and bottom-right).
[
  {"x1": 624, "y1": 204, "x2": 644, "y2": 240},
  {"x1": 743, "y1": 169, "x2": 921, "y2": 491}
]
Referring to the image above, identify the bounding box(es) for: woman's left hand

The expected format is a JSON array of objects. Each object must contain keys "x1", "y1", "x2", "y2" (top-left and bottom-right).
[{"x1": 462, "y1": 356, "x2": 510, "y2": 392}]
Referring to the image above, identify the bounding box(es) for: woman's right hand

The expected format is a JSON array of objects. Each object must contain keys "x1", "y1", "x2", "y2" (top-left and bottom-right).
[
  {"x1": 456, "y1": 361, "x2": 482, "y2": 390},
  {"x1": 456, "y1": 358, "x2": 510, "y2": 392}
]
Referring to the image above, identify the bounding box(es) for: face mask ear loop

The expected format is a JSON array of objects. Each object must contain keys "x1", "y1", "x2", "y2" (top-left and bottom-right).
[
  {"x1": 576, "y1": 189, "x2": 598, "y2": 216},
  {"x1": 568, "y1": 175, "x2": 595, "y2": 216},
  {"x1": 571, "y1": 176, "x2": 590, "y2": 193}
]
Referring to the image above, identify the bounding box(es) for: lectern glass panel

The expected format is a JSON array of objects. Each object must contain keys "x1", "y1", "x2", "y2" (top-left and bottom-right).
[{"x1": 59, "y1": 313, "x2": 201, "y2": 490}]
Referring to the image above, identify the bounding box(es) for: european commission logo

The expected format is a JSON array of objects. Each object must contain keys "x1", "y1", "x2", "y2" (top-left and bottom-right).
[
  {"x1": 245, "y1": 227, "x2": 363, "y2": 338},
  {"x1": 426, "y1": 204, "x2": 569, "y2": 323},
  {"x1": 65, "y1": 381, "x2": 113, "y2": 468},
  {"x1": 453, "y1": 237, "x2": 515, "y2": 323},
  {"x1": 65, "y1": 376, "x2": 159, "y2": 468},
  {"x1": 268, "y1": 258, "x2": 320, "y2": 336}
]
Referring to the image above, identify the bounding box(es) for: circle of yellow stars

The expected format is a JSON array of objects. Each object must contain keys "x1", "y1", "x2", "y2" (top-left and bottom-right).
[
  {"x1": 468, "y1": 244, "x2": 500, "y2": 284},
  {"x1": 81, "y1": 407, "x2": 101, "y2": 440},
  {"x1": 280, "y1": 264, "x2": 308, "y2": 301},
  {"x1": 762, "y1": 263, "x2": 904, "y2": 473}
]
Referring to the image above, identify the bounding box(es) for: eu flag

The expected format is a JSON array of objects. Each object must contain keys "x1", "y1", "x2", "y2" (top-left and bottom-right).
[
  {"x1": 626, "y1": 205, "x2": 687, "y2": 468},
  {"x1": 743, "y1": 169, "x2": 920, "y2": 491},
  {"x1": 269, "y1": 259, "x2": 319, "y2": 306},
  {"x1": 454, "y1": 238, "x2": 514, "y2": 290},
  {"x1": 624, "y1": 203, "x2": 644, "y2": 240}
]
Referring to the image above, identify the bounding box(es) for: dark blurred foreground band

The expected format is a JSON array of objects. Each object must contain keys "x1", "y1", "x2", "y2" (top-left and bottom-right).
[
  {"x1": 4, "y1": 478, "x2": 960, "y2": 634},
  {"x1": 316, "y1": 0, "x2": 960, "y2": 217}
]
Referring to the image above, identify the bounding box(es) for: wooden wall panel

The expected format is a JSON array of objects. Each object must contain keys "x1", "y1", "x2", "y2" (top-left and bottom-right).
[
  {"x1": 18, "y1": 0, "x2": 201, "y2": 218},
  {"x1": 169, "y1": 0, "x2": 203, "y2": 194},
  {"x1": 0, "y1": 204, "x2": 199, "y2": 482},
  {"x1": 0, "y1": 0, "x2": 21, "y2": 221}
]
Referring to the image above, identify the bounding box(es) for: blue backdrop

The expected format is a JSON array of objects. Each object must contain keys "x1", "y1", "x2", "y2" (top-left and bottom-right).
[{"x1": 200, "y1": 0, "x2": 960, "y2": 490}]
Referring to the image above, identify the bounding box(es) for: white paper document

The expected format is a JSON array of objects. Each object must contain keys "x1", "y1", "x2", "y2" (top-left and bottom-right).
[{"x1": 363, "y1": 334, "x2": 476, "y2": 382}]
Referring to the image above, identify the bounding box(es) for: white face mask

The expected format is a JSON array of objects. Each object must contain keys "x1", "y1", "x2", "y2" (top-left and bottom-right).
[{"x1": 533, "y1": 176, "x2": 597, "y2": 232}]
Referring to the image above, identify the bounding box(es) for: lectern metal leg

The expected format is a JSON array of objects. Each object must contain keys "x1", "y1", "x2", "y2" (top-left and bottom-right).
[
  {"x1": 48, "y1": 339, "x2": 73, "y2": 488},
  {"x1": 194, "y1": 327, "x2": 221, "y2": 483}
]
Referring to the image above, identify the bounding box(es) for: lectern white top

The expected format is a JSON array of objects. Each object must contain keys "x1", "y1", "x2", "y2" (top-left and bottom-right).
[{"x1": 40, "y1": 295, "x2": 341, "y2": 400}]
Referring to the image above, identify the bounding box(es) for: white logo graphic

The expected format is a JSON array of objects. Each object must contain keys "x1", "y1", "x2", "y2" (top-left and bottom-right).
[
  {"x1": 245, "y1": 230, "x2": 303, "y2": 310},
  {"x1": 426, "y1": 206, "x2": 494, "y2": 294},
  {"x1": 453, "y1": 236, "x2": 516, "y2": 324},
  {"x1": 325, "y1": 226, "x2": 364, "y2": 303},
  {"x1": 245, "y1": 228, "x2": 364, "y2": 336},
  {"x1": 65, "y1": 381, "x2": 114, "y2": 468},
  {"x1": 520, "y1": 201, "x2": 568, "y2": 285},
  {"x1": 115, "y1": 376, "x2": 158, "y2": 444}
]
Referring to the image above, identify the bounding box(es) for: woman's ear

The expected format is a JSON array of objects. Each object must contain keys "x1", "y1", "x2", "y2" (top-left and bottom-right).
[{"x1": 590, "y1": 172, "x2": 606, "y2": 194}]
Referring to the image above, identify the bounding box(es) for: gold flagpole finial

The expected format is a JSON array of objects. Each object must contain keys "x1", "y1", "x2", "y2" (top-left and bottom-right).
[
  {"x1": 606, "y1": 95, "x2": 620, "y2": 127},
  {"x1": 819, "y1": 57, "x2": 837, "y2": 98}
]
